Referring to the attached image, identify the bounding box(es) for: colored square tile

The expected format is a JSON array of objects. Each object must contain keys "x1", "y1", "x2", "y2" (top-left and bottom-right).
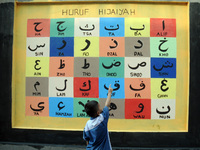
[
  {"x1": 74, "y1": 57, "x2": 99, "y2": 77},
  {"x1": 74, "y1": 77, "x2": 99, "y2": 98},
  {"x1": 74, "y1": 18, "x2": 99, "y2": 37},
  {"x1": 26, "y1": 37, "x2": 50, "y2": 57},
  {"x1": 74, "y1": 37, "x2": 99, "y2": 57},
  {"x1": 99, "y1": 77, "x2": 125, "y2": 99},
  {"x1": 26, "y1": 77, "x2": 49, "y2": 97},
  {"x1": 151, "y1": 58, "x2": 176, "y2": 78},
  {"x1": 125, "y1": 57, "x2": 150, "y2": 78},
  {"x1": 49, "y1": 97, "x2": 73, "y2": 118},
  {"x1": 49, "y1": 77, "x2": 73, "y2": 97},
  {"x1": 125, "y1": 18, "x2": 150, "y2": 37},
  {"x1": 26, "y1": 97, "x2": 49, "y2": 116},
  {"x1": 125, "y1": 99, "x2": 151, "y2": 119},
  {"x1": 73, "y1": 98, "x2": 99, "y2": 118},
  {"x1": 49, "y1": 57, "x2": 74, "y2": 77},
  {"x1": 27, "y1": 19, "x2": 50, "y2": 37},
  {"x1": 50, "y1": 18, "x2": 74, "y2": 37},
  {"x1": 99, "y1": 37, "x2": 125, "y2": 57},
  {"x1": 150, "y1": 18, "x2": 176, "y2": 37},
  {"x1": 26, "y1": 57, "x2": 49, "y2": 77},
  {"x1": 50, "y1": 37, "x2": 74, "y2": 57},
  {"x1": 100, "y1": 18, "x2": 124, "y2": 37},
  {"x1": 99, "y1": 57, "x2": 124, "y2": 78},
  {"x1": 125, "y1": 78, "x2": 151, "y2": 99},
  {"x1": 150, "y1": 37, "x2": 176, "y2": 58},
  {"x1": 99, "y1": 98, "x2": 125, "y2": 119},
  {"x1": 151, "y1": 78, "x2": 176, "y2": 99},
  {"x1": 125, "y1": 37, "x2": 150, "y2": 57},
  {"x1": 151, "y1": 99, "x2": 175, "y2": 119}
]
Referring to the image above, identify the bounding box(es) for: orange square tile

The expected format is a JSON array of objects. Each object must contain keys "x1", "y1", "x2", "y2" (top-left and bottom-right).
[
  {"x1": 125, "y1": 78, "x2": 151, "y2": 99},
  {"x1": 26, "y1": 97, "x2": 49, "y2": 116},
  {"x1": 49, "y1": 57, "x2": 74, "y2": 77},
  {"x1": 99, "y1": 37, "x2": 125, "y2": 57}
]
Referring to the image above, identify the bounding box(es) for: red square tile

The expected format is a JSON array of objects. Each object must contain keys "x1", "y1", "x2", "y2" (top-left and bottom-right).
[
  {"x1": 125, "y1": 99, "x2": 151, "y2": 119},
  {"x1": 74, "y1": 77, "x2": 99, "y2": 98},
  {"x1": 27, "y1": 19, "x2": 50, "y2": 37},
  {"x1": 150, "y1": 18, "x2": 176, "y2": 37}
]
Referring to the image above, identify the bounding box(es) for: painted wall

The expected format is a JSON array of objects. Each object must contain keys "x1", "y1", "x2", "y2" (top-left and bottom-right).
[
  {"x1": 12, "y1": 1, "x2": 189, "y2": 132},
  {"x1": 0, "y1": 0, "x2": 200, "y2": 148}
]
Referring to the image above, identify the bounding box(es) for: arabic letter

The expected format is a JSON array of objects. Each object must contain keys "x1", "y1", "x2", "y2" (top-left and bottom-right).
[
  {"x1": 56, "y1": 79, "x2": 67, "y2": 91},
  {"x1": 104, "y1": 24, "x2": 119, "y2": 31},
  {"x1": 130, "y1": 24, "x2": 145, "y2": 31},
  {"x1": 56, "y1": 21, "x2": 67, "y2": 32},
  {"x1": 82, "y1": 59, "x2": 90, "y2": 69},
  {"x1": 113, "y1": 61, "x2": 121, "y2": 67},
  {"x1": 139, "y1": 81, "x2": 145, "y2": 90},
  {"x1": 34, "y1": 22, "x2": 43, "y2": 32},
  {"x1": 78, "y1": 101, "x2": 85, "y2": 107},
  {"x1": 78, "y1": 101, "x2": 86, "y2": 112},
  {"x1": 139, "y1": 62, "x2": 146, "y2": 67},
  {"x1": 37, "y1": 44, "x2": 45, "y2": 48},
  {"x1": 104, "y1": 84, "x2": 109, "y2": 90},
  {"x1": 82, "y1": 82, "x2": 87, "y2": 87},
  {"x1": 128, "y1": 63, "x2": 139, "y2": 70},
  {"x1": 160, "y1": 78, "x2": 169, "y2": 92},
  {"x1": 34, "y1": 81, "x2": 40, "y2": 91},
  {"x1": 34, "y1": 60, "x2": 41, "y2": 70},
  {"x1": 102, "y1": 62, "x2": 113, "y2": 69},
  {"x1": 109, "y1": 102, "x2": 117, "y2": 111},
  {"x1": 159, "y1": 38, "x2": 169, "y2": 52},
  {"x1": 156, "y1": 105, "x2": 171, "y2": 114},
  {"x1": 57, "y1": 40, "x2": 67, "y2": 50},
  {"x1": 58, "y1": 101, "x2": 65, "y2": 111},
  {"x1": 136, "y1": 103, "x2": 144, "y2": 113},
  {"x1": 81, "y1": 39, "x2": 91, "y2": 51},
  {"x1": 28, "y1": 45, "x2": 37, "y2": 51},
  {"x1": 134, "y1": 40, "x2": 143, "y2": 49},
  {"x1": 58, "y1": 59, "x2": 65, "y2": 69},
  {"x1": 153, "y1": 64, "x2": 164, "y2": 71},
  {"x1": 110, "y1": 39, "x2": 118, "y2": 49},
  {"x1": 163, "y1": 61, "x2": 173, "y2": 68},
  {"x1": 129, "y1": 81, "x2": 145, "y2": 91},
  {"x1": 28, "y1": 43, "x2": 45, "y2": 52},
  {"x1": 79, "y1": 24, "x2": 95, "y2": 31},
  {"x1": 80, "y1": 80, "x2": 91, "y2": 91},
  {"x1": 113, "y1": 81, "x2": 120, "y2": 91},
  {"x1": 162, "y1": 20, "x2": 165, "y2": 31},
  {"x1": 30, "y1": 102, "x2": 45, "y2": 111}
]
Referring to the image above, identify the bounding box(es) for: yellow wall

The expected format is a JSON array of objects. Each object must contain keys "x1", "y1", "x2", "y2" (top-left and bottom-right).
[{"x1": 12, "y1": 1, "x2": 189, "y2": 132}]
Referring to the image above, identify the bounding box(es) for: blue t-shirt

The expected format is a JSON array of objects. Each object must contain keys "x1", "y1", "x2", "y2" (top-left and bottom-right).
[{"x1": 83, "y1": 106, "x2": 112, "y2": 150}]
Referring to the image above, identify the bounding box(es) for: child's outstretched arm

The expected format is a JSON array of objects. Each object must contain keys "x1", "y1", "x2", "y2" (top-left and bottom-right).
[{"x1": 105, "y1": 84, "x2": 113, "y2": 107}]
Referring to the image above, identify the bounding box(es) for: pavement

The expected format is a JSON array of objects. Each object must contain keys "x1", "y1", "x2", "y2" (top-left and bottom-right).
[{"x1": 0, "y1": 144, "x2": 85, "y2": 150}]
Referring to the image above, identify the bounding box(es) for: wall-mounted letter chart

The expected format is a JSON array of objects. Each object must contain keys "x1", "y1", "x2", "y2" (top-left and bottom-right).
[{"x1": 12, "y1": 1, "x2": 189, "y2": 132}]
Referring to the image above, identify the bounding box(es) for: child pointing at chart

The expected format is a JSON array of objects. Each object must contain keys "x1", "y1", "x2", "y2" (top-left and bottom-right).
[{"x1": 83, "y1": 84, "x2": 113, "y2": 150}]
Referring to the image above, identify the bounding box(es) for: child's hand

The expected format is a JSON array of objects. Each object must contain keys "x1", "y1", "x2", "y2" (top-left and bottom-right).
[
  {"x1": 105, "y1": 84, "x2": 113, "y2": 107},
  {"x1": 108, "y1": 84, "x2": 113, "y2": 94}
]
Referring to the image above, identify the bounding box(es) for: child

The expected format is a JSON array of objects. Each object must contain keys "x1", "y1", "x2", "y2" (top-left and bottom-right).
[{"x1": 83, "y1": 85, "x2": 113, "y2": 150}]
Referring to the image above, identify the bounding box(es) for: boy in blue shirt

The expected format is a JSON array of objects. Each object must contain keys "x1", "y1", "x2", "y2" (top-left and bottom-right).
[{"x1": 83, "y1": 85, "x2": 113, "y2": 150}]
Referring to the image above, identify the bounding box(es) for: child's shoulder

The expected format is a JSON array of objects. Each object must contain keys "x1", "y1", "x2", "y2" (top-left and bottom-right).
[{"x1": 84, "y1": 114, "x2": 104, "y2": 131}]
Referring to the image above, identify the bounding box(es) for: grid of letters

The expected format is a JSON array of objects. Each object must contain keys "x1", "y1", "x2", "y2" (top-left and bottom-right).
[{"x1": 26, "y1": 17, "x2": 176, "y2": 119}]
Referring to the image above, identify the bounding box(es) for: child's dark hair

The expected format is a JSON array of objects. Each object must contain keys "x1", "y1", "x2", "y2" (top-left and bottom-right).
[{"x1": 84, "y1": 100, "x2": 99, "y2": 118}]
